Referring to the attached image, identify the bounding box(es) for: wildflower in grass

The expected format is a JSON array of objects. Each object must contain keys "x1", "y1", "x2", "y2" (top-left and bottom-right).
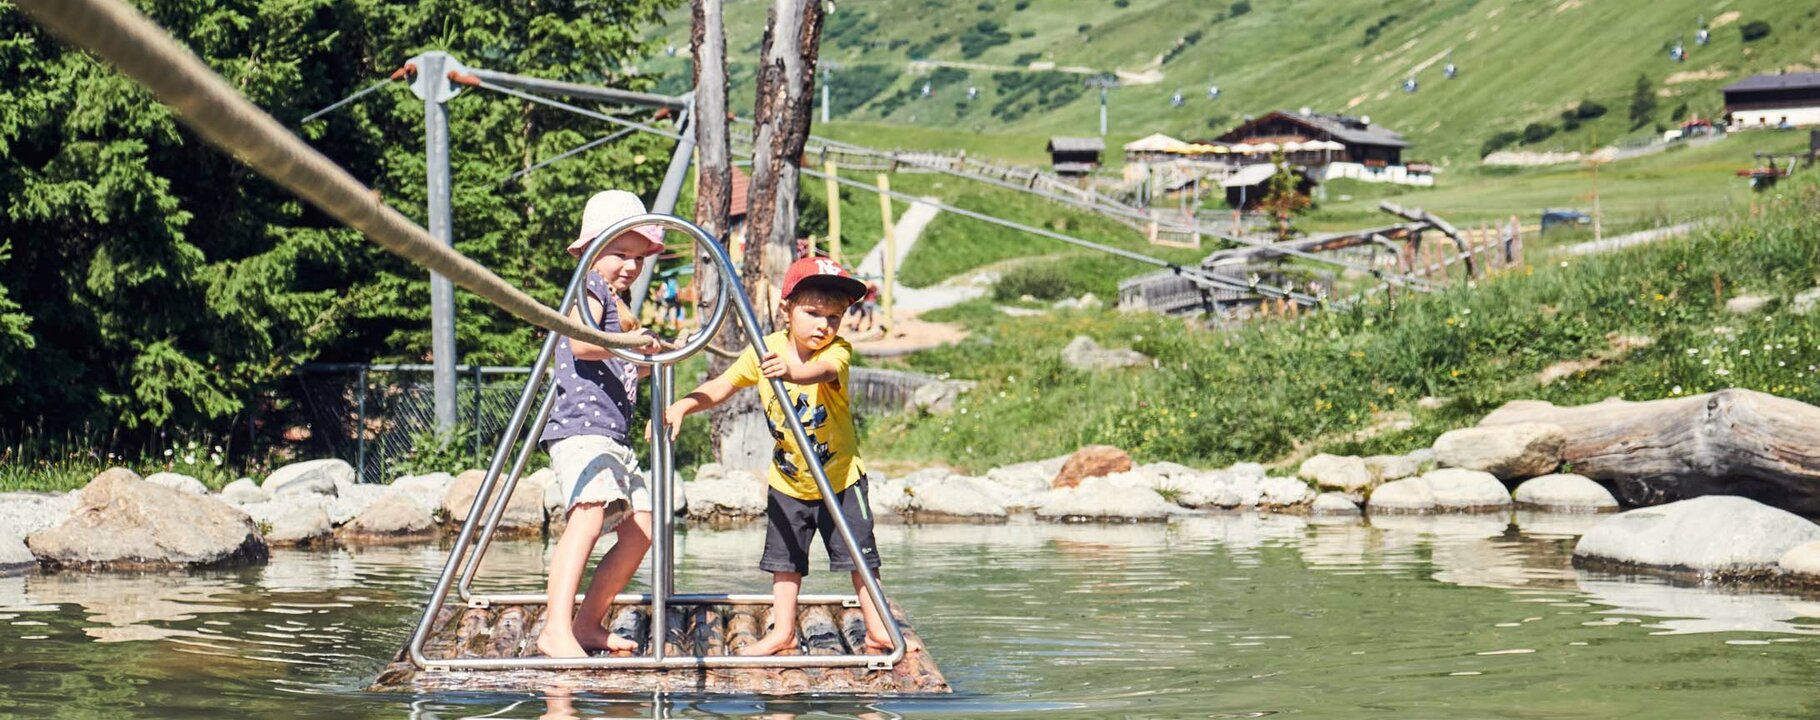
[
  {"x1": 1686, "y1": 348, "x2": 1699, "y2": 355},
  {"x1": 163, "y1": 449, "x2": 173, "y2": 457},
  {"x1": 183, "y1": 454, "x2": 196, "y2": 464},
  {"x1": 1671, "y1": 385, "x2": 1683, "y2": 395},
  {"x1": 1742, "y1": 349, "x2": 1751, "y2": 356}
]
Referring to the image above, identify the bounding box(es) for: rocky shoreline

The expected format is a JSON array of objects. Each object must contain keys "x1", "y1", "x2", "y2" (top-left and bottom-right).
[{"x1": 8, "y1": 389, "x2": 1820, "y2": 591}]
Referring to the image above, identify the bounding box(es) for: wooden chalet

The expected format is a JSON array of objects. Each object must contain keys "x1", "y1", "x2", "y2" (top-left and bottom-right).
[
  {"x1": 1213, "y1": 111, "x2": 1409, "y2": 167},
  {"x1": 1046, "y1": 136, "x2": 1105, "y2": 176}
]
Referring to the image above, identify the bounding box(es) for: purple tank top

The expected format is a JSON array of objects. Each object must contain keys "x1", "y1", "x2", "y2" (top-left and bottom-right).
[{"x1": 542, "y1": 271, "x2": 638, "y2": 446}]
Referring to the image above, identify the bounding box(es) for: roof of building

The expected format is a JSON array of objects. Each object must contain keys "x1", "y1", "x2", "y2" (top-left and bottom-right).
[
  {"x1": 1218, "y1": 111, "x2": 1410, "y2": 148},
  {"x1": 729, "y1": 165, "x2": 750, "y2": 218},
  {"x1": 1047, "y1": 136, "x2": 1107, "y2": 153},
  {"x1": 1124, "y1": 133, "x2": 1191, "y2": 153},
  {"x1": 1723, "y1": 72, "x2": 1820, "y2": 94},
  {"x1": 1221, "y1": 163, "x2": 1281, "y2": 188}
]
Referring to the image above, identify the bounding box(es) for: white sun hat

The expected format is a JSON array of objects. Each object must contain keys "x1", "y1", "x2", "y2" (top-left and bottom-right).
[{"x1": 566, "y1": 190, "x2": 666, "y2": 257}]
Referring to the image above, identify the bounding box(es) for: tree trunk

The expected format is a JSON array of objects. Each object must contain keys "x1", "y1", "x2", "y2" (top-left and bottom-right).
[
  {"x1": 1478, "y1": 389, "x2": 1820, "y2": 515},
  {"x1": 704, "y1": 0, "x2": 824, "y2": 470}
]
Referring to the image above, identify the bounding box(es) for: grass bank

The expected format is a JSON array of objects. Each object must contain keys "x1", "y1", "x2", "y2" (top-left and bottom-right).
[{"x1": 861, "y1": 174, "x2": 1820, "y2": 473}]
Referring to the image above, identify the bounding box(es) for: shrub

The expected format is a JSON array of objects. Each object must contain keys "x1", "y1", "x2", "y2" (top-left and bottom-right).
[
  {"x1": 1077, "y1": 23, "x2": 1092, "y2": 33},
  {"x1": 1740, "y1": 20, "x2": 1771, "y2": 42},
  {"x1": 826, "y1": 64, "x2": 900, "y2": 117},
  {"x1": 959, "y1": 19, "x2": 1012, "y2": 58},
  {"x1": 1629, "y1": 73, "x2": 1657, "y2": 128},
  {"x1": 977, "y1": 1, "x2": 995, "y2": 10},
  {"x1": 1014, "y1": 0, "x2": 1030, "y2": 9},
  {"x1": 1521, "y1": 122, "x2": 1556, "y2": 144},
  {"x1": 1230, "y1": 0, "x2": 1251, "y2": 17},
  {"x1": 1480, "y1": 129, "x2": 1521, "y2": 157},
  {"x1": 1114, "y1": 0, "x2": 1130, "y2": 7},
  {"x1": 1360, "y1": 14, "x2": 1398, "y2": 46},
  {"x1": 991, "y1": 262, "x2": 1077, "y2": 302}
]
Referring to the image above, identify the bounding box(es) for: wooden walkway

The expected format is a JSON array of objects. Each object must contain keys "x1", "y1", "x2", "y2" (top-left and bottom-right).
[{"x1": 370, "y1": 600, "x2": 949, "y2": 695}]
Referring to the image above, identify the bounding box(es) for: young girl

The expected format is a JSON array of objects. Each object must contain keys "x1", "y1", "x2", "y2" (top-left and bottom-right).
[{"x1": 535, "y1": 190, "x2": 667, "y2": 658}]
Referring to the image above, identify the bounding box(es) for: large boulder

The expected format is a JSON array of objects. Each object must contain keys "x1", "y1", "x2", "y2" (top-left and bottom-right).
[
  {"x1": 1299, "y1": 454, "x2": 1372, "y2": 493},
  {"x1": 144, "y1": 472, "x2": 207, "y2": 496},
  {"x1": 27, "y1": 469, "x2": 267, "y2": 569},
  {"x1": 1061, "y1": 335, "x2": 1150, "y2": 371},
  {"x1": 240, "y1": 495, "x2": 333, "y2": 546},
  {"x1": 1512, "y1": 474, "x2": 1618, "y2": 512},
  {"x1": 1364, "y1": 454, "x2": 1422, "y2": 482},
  {"x1": 1052, "y1": 445, "x2": 1133, "y2": 489},
  {"x1": 1368, "y1": 469, "x2": 1511, "y2": 514},
  {"x1": 1035, "y1": 476, "x2": 1180, "y2": 522},
  {"x1": 392, "y1": 472, "x2": 456, "y2": 514},
  {"x1": 328, "y1": 482, "x2": 391, "y2": 527},
  {"x1": 337, "y1": 492, "x2": 437, "y2": 541},
  {"x1": 1260, "y1": 476, "x2": 1317, "y2": 509},
  {"x1": 262, "y1": 459, "x2": 353, "y2": 497},
  {"x1": 218, "y1": 478, "x2": 270, "y2": 505},
  {"x1": 1432, "y1": 423, "x2": 1565, "y2": 479},
  {"x1": 1574, "y1": 496, "x2": 1820, "y2": 577},
  {"x1": 684, "y1": 468, "x2": 767, "y2": 523},
  {"x1": 986, "y1": 455, "x2": 1069, "y2": 493},
  {"x1": 1311, "y1": 492, "x2": 1362, "y2": 515},
  {"x1": 1778, "y1": 541, "x2": 1820, "y2": 578},
  {"x1": 441, "y1": 469, "x2": 546, "y2": 533},
  {"x1": 877, "y1": 474, "x2": 1010, "y2": 520},
  {"x1": 0, "y1": 491, "x2": 79, "y2": 574}
]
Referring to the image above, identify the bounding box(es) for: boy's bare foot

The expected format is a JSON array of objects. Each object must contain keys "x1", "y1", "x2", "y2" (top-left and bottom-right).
[
  {"x1": 536, "y1": 627, "x2": 589, "y2": 658},
  {"x1": 575, "y1": 624, "x2": 638, "y2": 653},
  {"x1": 736, "y1": 631, "x2": 798, "y2": 656},
  {"x1": 863, "y1": 631, "x2": 925, "y2": 654}
]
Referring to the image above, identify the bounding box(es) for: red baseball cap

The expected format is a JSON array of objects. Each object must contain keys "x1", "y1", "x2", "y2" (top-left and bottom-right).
[{"x1": 780, "y1": 256, "x2": 867, "y2": 302}]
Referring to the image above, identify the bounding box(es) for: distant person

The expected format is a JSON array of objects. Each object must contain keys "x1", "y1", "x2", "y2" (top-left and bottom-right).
[
  {"x1": 660, "y1": 258, "x2": 903, "y2": 656},
  {"x1": 660, "y1": 275, "x2": 683, "y2": 330},
  {"x1": 535, "y1": 190, "x2": 667, "y2": 659}
]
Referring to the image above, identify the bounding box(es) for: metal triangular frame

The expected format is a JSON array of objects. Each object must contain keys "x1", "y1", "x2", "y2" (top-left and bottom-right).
[{"x1": 404, "y1": 213, "x2": 905, "y2": 672}]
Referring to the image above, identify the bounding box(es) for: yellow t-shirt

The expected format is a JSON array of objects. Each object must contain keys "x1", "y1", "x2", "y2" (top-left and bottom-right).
[{"x1": 718, "y1": 331, "x2": 864, "y2": 500}]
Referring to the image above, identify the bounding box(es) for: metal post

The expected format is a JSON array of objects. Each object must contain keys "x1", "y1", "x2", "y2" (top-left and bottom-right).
[
  {"x1": 1099, "y1": 86, "x2": 1108, "y2": 136},
  {"x1": 411, "y1": 51, "x2": 464, "y2": 436},
  {"x1": 648, "y1": 362, "x2": 674, "y2": 660},
  {"x1": 354, "y1": 366, "x2": 369, "y2": 483},
  {"x1": 824, "y1": 158, "x2": 841, "y2": 264},
  {"x1": 877, "y1": 173, "x2": 895, "y2": 329},
  {"x1": 629, "y1": 106, "x2": 696, "y2": 314},
  {"x1": 471, "y1": 365, "x2": 484, "y2": 458}
]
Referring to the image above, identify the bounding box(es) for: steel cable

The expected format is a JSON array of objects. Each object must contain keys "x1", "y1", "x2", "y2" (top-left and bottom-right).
[{"x1": 17, "y1": 0, "x2": 657, "y2": 351}]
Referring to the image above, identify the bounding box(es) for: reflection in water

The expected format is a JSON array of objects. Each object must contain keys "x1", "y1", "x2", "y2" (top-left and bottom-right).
[{"x1": 0, "y1": 511, "x2": 1818, "y2": 718}]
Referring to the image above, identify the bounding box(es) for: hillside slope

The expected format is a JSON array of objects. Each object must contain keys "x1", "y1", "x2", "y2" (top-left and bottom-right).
[{"x1": 642, "y1": 0, "x2": 1818, "y2": 165}]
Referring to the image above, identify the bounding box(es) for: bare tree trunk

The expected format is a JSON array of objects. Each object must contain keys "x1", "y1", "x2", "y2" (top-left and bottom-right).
[
  {"x1": 703, "y1": 0, "x2": 824, "y2": 469},
  {"x1": 690, "y1": 0, "x2": 767, "y2": 470}
]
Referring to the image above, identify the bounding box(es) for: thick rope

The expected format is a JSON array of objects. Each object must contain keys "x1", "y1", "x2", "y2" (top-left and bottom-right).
[{"x1": 17, "y1": 0, "x2": 655, "y2": 351}]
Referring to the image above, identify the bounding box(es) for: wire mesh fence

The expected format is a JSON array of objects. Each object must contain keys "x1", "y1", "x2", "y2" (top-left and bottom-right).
[{"x1": 293, "y1": 363, "x2": 534, "y2": 484}]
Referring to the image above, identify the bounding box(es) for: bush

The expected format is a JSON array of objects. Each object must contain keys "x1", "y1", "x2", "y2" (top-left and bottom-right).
[
  {"x1": 1573, "y1": 100, "x2": 1608, "y2": 119},
  {"x1": 826, "y1": 64, "x2": 899, "y2": 117},
  {"x1": 992, "y1": 262, "x2": 1077, "y2": 301},
  {"x1": 1521, "y1": 122, "x2": 1556, "y2": 144},
  {"x1": 1361, "y1": 14, "x2": 1399, "y2": 46},
  {"x1": 1014, "y1": 0, "x2": 1030, "y2": 9},
  {"x1": 977, "y1": 1, "x2": 995, "y2": 10},
  {"x1": 959, "y1": 19, "x2": 1012, "y2": 58},
  {"x1": 1740, "y1": 20, "x2": 1771, "y2": 42},
  {"x1": 1077, "y1": 23, "x2": 1093, "y2": 33},
  {"x1": 1230, "y1": 0, "x2": 1251, "y2": 17},
  {"x1": 1013, "y1": 51, "x2": 1041, "y2": 65},
  {"x1": 1114, "y1": 0, "x2": 1130, "y2": 7},
  {"x1": 1480, "y1": 130, "x2": 1520, "y2": 157}
]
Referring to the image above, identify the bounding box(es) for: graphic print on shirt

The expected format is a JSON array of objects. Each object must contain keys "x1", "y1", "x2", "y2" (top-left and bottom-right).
[{"x1": 766, "y1": 386, "x2": 836, "y2": 480}]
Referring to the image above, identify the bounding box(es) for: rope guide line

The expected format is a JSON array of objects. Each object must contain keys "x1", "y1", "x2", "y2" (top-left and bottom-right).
[{"x1": 16, "y1": 0, "x2": 655, "y2": 353}]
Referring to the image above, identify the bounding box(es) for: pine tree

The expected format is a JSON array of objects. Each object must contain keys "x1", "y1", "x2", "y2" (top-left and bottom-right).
[{"x1": 1628, "y1": 74, "x2": 1657, "y2": 129}]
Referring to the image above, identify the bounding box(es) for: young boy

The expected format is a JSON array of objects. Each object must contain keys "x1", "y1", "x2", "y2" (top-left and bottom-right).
[
  {"x1": 661, "y1": 257, "x2": 895, "y2": 656},
  {"x1": 535, "y1": 190, "x2": 668, "y2": 659}
]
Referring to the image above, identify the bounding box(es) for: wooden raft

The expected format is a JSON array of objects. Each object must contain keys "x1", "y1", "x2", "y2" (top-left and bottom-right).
[{"x1": 369, "y1": 601, "x2": 950, "y2": 695}]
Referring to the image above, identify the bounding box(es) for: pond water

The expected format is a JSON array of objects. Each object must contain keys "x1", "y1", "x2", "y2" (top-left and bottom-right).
[{"x1": 3, "y1": 512, "x2": 1818, "y2": 718}]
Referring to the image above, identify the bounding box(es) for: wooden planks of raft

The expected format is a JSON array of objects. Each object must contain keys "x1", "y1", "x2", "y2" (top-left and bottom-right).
[{"x1": 369, "y1": 601, "x2": 949, "y2": 694}]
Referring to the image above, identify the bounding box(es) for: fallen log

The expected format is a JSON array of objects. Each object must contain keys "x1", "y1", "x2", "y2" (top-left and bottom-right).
[{"x1": 1478, "y1": 389, "x2": 1820, "y2": 515}]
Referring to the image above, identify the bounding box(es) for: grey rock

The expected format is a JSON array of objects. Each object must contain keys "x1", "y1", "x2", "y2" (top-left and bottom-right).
[
  {"x1": 1416, "y1": 396, "x2": 1451, "y2": 411},
  {"x1": 1369, "y1": 469, "x2": 1510, "y2": 514},
  {"x1": 1405, "y1": 448, "x2": 1436, "y2": 468},
  {"x1": 144, "y1": 472, "x2": 207, "y2": 496},
  {"x1": 1367, "y1": 477, "x2": 1436, "y2": 513},
  {"x1": 328, "y1": 483, "x2": 390, "y2": 526},
  {"x1": 1061, "y1": 335, "x2": 1150, "y2": 371},
  {"x1": 27, "y1": 471, "x2": 266, "y2": 569},
  {"x1": 441, "y1": 469, "x2": 545, "y2": 530},
  {"x1": 1433, "y1": 422, "x2": 1565, "y2": 479},
  {"x1": 1260, "y1": 476, "x2": 1316, "y2": 508},
  {"x1": 219, "y1": 478, "x2": 270, "y2": 505},
  {"x1": 240, "y1": 495, "x2": 333, "y2": 546},
  {"x1": 1227, "y1": 462, "x2": 1267, "y2": 482},
  {"x1": 913, "y1": 379, "x2": 977, "y2": 416},
  {"x1": 262, "y1": 459, "x2": 352, "y2": 497},
  {"x1": 0, "y1": 492, "x2": 74, "y2": 574},
  {"x1": 684, "y1": 469, "x2": 767, "y2": 521},
  {"x1": 695, "y1": 463, "x2": 727, "y2": 482},
  {"x1": 1725, "y1": 294, "x2": 1771, "y2": 315},
  {"x1": 879, "y1": 474, "x2": 1010, "y2": 519},
  {"x1": 1574, "y1": 496, "x2": 1820, "y2": 576},
  {"x1": 1299, "y1": 454, "x2": 1372, "y2": 492},
  {"x1": 1035, "y1": 475, "x2": 1181, "y2": 522},
  {"x1": 339, "y1": 493, "x2": 436, "y2": 539},
  {"x1": 1312, "y1": 492, "x2": 1363, "y2": 515},
  {"x1": 1513, "y1": 474, "x2": 1618, "y2": 511}
]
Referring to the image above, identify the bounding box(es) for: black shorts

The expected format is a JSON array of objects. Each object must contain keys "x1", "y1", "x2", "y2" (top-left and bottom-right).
[{"x1": 760, "y1": 476, "x2": 880, "y2": 575}]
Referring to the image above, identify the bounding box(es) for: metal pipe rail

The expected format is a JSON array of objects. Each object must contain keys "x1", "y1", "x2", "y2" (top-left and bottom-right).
[{"x1": 407, "y1": 213, "x2": 906, "y2": 673}]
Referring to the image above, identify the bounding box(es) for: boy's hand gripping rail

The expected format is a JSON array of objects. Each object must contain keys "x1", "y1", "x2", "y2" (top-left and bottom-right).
[{"x1": 409, "y1": 214, "x2": 907, "y2": 672}]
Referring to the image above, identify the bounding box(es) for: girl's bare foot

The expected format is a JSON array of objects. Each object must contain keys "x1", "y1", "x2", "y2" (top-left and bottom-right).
[
  {"x1": 575, "y1": 624, "x2": 638, "y2": 653},
  {"x1": 536, "y1": 627, "x2": 588, "y2": 658},
  {"x1": 736, "y1": 630, "x2": 798, "y2": 656},
  {"x1": 863, "y1": 632, "x2": 924, "y2": 654}
]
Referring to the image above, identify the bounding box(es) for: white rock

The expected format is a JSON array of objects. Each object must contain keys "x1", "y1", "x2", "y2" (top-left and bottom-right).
[
  {"x1": 1227, "y1": 462, "x2": 1267, "y2": 482},
  {"x1": 1367, "y1": 477, "x2": 1436, "y2": 513},
  {"x1": 392, "y1": 471, "x2": 455, "y2": 496},
  {"x1": 913, "y1": 379, "x2": 976, "y2": 416},
  {"x1": 1423, "y1": 468, "x2": 1512, "y2": 511},
  {"x1": 1791, "y1": 287, "x2": 1820, "y2": 315},
  {"x1": 1725, "y1": 294, "x2": 1771, "y2": 315},
  {"x1": 1574, "y1": 496, "x2": 1820, "y2": 575},
  {"x1": 1260, "y1": 476, "x2": 1315, "y2": 508},
  {"x1": 1405, "y1": 448, "x2": 1436, "y2": 468},
  {"x1": 219, "y1": 478, "x2": 269, "y2": 505},
  {"x1": 1034, "y1": 476, "x2": 1182, "y2": 521},
  {"x1": 0, "y1": 492, "x2": 72, "y2": 573},
  {"x1": 1778, "y1": 541, "x2": 1820, "y2": 577},
  {"x1": 441, "y1": 469, "x2": 545, "y2": 529},
  {"x1": 144, "y1": 472, "x2": 208, "y2": 496},
  {"x1": 1140, "y1": 461, "x2": 1199, "y2": 482},
  {"x1": 1364, "y1": 454, "x2": 1421, "y2": 482},
  {"x1": 328, "y1": 483, "x2": 391, "y2": 527},
  {"x1": 340, "y1": 493, "x2": 436, "y2": 538},
  {"x1": 262, "y1": 459, "x2": 352, "y2": 497},
  {"x1": 695, "y1": 463, "x2": 727, "y2": 481},
  {"x1": 1433, "y1": 422, "x2": 1565, "y2": 479},
  {"x1": 880, "y1": 474, "x2": 1009, "y2": 518},
  {"x1": 1061, "y1": 335, "x2": 1150, "y2": 371},
  {"x1": 685, "y1": 469, "x2": 767, "y2": 521},
  {"x1": 241, "y1": 495, "x2": 333, "y2": 546},
  {"x1": 1312, "y1": 492, "x2": 1362, "y2": 515},
  {"x1": 1513, "y1": 474, "x2": 1618, "y2": 511},
  {"x1": 1299, "y1": 454, "x2": 1372, "y2": 492}
]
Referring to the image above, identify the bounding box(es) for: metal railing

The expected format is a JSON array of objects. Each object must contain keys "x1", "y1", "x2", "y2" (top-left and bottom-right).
[{"x1": 406, "y1": 213, "x2": 906, "y2": 672}]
